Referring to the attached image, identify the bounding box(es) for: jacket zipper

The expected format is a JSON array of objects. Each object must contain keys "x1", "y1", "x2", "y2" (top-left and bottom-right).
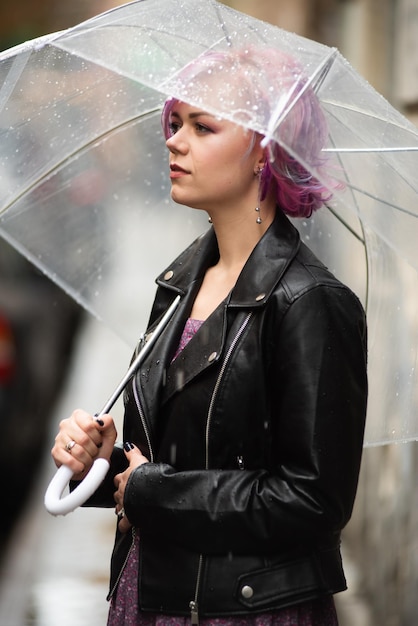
[
  {"x1": 189, "y1": 553, "x2": 203, "y2": 624},
  {"x1": 133, "y1": 374, "x2": 154, "y2": 463},
  {"x1": 190, "y1": 312, "x2": 253, "y2": 624},
  {"x1": 109, "y1": 372, "x2": 155, "y2": 599},
  {"x1": 107, "y1": 527, "x2": 137, "y2": 600},
  {"x1": 206, "y1": 312, "x2": 253, "y2": 467}
]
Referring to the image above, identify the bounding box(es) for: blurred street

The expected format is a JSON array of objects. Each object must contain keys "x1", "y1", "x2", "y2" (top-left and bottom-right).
[
  {"x1": 0, "y1": 315, "x2": 130, "y2": 626},
  {"x1": 0, "y1": 313, "x2": 373, "y2": 625}
]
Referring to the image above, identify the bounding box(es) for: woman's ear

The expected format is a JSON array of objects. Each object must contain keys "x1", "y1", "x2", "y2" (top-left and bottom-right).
[
  {"x1": 253, "y1": 139, "x2": 267, "y2": 174},
  {"x1": 254, "y1": 154, "x2": 267, "y2": 176}
]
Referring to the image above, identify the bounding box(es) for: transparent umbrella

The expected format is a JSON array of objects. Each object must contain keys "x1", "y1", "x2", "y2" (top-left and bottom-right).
[{"x1": 0, "y1": 0, "x2": 417, "y2": 512}]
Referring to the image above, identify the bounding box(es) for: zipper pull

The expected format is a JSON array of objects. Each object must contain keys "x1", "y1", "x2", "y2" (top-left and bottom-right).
[{"x1": 189, "y1": 600, "x2": 199, "y2": 625}]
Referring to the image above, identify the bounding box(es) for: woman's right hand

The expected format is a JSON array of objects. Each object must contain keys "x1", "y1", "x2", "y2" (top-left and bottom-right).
[{"x1": 51, "y1": 409, "x2": 117, "y2": 481}]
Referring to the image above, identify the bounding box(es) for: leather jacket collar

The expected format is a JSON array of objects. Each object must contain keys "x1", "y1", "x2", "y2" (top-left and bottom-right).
[{"x1": 155, "y1": 208, "x2": 301, "y2": 310}]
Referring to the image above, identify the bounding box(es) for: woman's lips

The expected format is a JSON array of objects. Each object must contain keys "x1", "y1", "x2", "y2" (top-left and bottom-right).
[{"x1": 170, "y1": 163, "x2": 190, "y2": 178}]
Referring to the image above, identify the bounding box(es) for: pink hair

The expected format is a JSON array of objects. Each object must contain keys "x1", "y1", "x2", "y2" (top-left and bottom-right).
[{"x1": 162, "y1": 47, "x2": 339, "y2": 219}]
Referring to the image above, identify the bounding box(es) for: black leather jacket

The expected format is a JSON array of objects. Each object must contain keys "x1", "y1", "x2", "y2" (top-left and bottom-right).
[{"x1": 88, "y1": 209, "x2": 367, "y2": 619}]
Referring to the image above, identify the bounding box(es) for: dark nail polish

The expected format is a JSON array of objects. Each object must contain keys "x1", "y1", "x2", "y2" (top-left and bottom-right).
[
  {"x1": 97, "y1": 442, "x2": 103, "y2": 449},
  {"x1": 95, "y1": 418, "x2": 105, "y2": 427},
  {"x1": 124, "y1": 442, "x2": 134, "y2": 452}
]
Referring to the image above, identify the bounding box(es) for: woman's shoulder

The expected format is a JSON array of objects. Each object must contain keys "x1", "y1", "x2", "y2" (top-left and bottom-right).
[{"x1": 280, "y1": 240, "x2": 365, "y2": 312}]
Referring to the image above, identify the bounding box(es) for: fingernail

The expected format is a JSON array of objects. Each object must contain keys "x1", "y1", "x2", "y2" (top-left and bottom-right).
[
  {"x1": 95, "y1": 418, "x2": 105, "y2": 427},
  {"x1": 97, "y1": 442, "x2": 103, "y2": 449},
  {"x1": 124, "y1": 442, "x2": 134, "y2": 452}
]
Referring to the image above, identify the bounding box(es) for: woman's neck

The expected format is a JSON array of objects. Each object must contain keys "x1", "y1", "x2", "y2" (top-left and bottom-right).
[
  {"x1": 210, "y1": 197, "x2": 276, "y2": 272},
  {"x1": 189, "y1": 198, "x2": 276, "y2": 321}
]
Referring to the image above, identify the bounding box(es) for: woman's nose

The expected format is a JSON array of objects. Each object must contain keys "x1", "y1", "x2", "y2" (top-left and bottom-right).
[{"x1": 166, "y1": 130, "x2": 188, "y2": 153}]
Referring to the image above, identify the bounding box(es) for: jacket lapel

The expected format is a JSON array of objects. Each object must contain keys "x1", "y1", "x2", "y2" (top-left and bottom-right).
[
  {"x1": 134, "y1": 209, "x2": 301, "y2": 438},
  {"x1": 162, "y1": 303, "x2": 226, "y2": 401}
]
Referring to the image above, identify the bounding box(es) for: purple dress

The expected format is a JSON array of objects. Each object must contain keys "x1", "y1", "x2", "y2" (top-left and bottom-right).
[{"x1": 107, "y1": 320, "x2": 339, "y2": 626}]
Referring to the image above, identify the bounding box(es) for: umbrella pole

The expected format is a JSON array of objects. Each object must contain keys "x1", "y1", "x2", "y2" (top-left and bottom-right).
[
  {"x1": 44, "y1": 295, "x2": 181, "y2": 516},
  {"x1": 98, "y1": 294, "x2": 181, "y2": 416}
]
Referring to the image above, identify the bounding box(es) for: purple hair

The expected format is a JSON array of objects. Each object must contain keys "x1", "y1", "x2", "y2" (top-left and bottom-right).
[{"x1": 162, "y1": 47, "x2": 339, "y2": 219}]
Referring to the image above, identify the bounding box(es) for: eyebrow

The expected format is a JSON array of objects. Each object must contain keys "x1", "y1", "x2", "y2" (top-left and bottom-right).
[{"x1": 170, "y1": 110, "x2": 214, "y2": 120}]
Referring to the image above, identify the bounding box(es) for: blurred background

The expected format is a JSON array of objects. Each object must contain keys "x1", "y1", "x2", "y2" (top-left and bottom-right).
[{"x1": 0, "y1": 1, "x2": 417, "y2": 625}]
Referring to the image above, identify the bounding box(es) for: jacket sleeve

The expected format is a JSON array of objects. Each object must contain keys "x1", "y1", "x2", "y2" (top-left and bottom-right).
[{"x1": 124, "y1": 284, "x2": 368, "y2": 555}]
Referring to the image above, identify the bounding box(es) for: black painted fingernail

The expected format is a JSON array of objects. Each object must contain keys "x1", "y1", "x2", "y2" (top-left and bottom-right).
[
  {"x1": 124, "y1": 442, "x2": 134, "y2": 452},
  {"x1": 95, "y1": 418, "x2": 105, "y2": 427},
  {"x1": 97, "y1": 442, "x2": 103, "y2": 449}
]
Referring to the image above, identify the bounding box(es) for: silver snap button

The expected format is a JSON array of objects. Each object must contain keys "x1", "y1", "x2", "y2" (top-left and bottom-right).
[
  {"x1": 208, "y1": 351, "x2": 217, "y2": 363},
  {"x1": 241, "y1": 585, "x2": 254, "y2": 599},
  {"x1": 255, "y1": 293, "x2": 266, "y2": 302},
  {"x1": 164, "y1": 270, "x2": 174, "y2": 280}
]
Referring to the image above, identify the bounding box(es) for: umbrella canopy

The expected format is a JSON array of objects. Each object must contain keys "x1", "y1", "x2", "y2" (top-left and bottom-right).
[{"x1": 0, "y1": 0, "x2": 417, "y2": 448}]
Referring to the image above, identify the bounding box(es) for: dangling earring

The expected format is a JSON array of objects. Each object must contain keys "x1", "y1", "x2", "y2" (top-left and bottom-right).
[{"x1": 254, "y1": 166, "x2": 264, "y2": 225}]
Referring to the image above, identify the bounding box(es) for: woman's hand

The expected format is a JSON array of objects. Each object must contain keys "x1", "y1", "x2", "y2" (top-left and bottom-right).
[
  {"x1": 51, "y1": 409, "x2": 117, "y2": 481},
  {"x1": 114, "y1": 442, "x2": 149, "y2": 533}
]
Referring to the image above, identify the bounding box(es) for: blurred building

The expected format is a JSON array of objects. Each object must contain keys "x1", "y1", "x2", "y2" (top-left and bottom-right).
[{"x1": 0, "y1": 0, "x2": 88, "y2": 557}]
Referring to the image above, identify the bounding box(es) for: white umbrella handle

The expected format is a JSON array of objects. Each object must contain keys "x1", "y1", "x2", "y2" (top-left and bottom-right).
[
  {"x1": 44, "y1": 295, "x2": 181, "y2": 516},
  {"x1": 44, "y1": 458, "x2": 110, "y2": 516}
]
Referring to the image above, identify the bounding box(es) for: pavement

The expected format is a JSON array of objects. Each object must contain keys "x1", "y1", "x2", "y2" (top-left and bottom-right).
[{"x1": 0, "y1": 314, "x2": 374, "y2": 626}]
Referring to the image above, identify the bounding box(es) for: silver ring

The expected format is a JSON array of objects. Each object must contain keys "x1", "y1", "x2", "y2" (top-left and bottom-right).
[
  {"x1": 117, "y1": 507, "x2": 125, "y2": 520},
  {"x1": 65, "y1": 440, "x2": 76, "y2": 452}
]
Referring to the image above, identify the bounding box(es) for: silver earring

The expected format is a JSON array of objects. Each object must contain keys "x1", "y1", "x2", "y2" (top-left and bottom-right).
[
  {"x1": 255, "y1": 206, "x2": 262, "y2": 224},
  {"x1": 208, "y1": 216, "x2": 212, "y2": 223},
  {"x1": 255, "y1": 166, "x2": 264, "y2": 224}
]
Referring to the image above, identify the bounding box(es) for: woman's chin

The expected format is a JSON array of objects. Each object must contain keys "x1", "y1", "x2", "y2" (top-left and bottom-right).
[{"x1": 170, "y1": 193, "x2": 201, "y2": 211}]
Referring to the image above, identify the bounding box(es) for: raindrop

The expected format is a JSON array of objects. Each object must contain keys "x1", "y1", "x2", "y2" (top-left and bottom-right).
[{"x1": 176, "y1": 370, "x2": 185, "y2": 388}]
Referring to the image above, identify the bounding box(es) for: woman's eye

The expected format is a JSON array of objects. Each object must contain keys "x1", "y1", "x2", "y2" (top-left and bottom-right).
[
  {"x1": 168, "y1": 122, "x2": 180, "y2": 135},
  {"x1": 196, "y1": 123, "x2": 212, "y2": 133}
]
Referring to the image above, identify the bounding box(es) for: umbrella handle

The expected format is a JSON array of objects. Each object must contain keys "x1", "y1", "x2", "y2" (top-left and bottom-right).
[{"x1": 44, "y1": 458, "x2": 110, "y2": 516}]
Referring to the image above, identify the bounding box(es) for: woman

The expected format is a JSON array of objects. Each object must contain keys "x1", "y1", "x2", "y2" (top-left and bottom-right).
[{"x1": 52, "y1": 48, "x2": 368, "y2": 625}]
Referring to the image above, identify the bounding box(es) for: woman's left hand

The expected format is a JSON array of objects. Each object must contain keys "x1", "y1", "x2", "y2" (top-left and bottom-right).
[{"x1": 114, "y1": 442, "x2": 149, "y2": 533}]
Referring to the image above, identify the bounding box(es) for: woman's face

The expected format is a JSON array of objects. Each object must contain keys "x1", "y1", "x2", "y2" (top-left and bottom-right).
[{"x1": 166, "y1": 101, "x2": 262, "y2": 214}]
